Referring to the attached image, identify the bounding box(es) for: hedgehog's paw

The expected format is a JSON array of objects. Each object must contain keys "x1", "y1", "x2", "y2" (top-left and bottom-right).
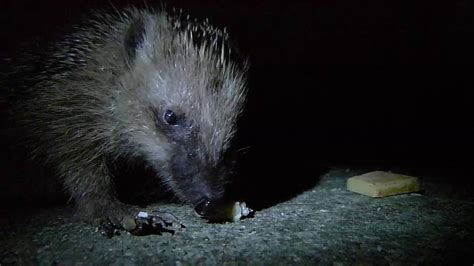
[{"x1": 93, "y1": 202, "x2": 137, "y2": 238}]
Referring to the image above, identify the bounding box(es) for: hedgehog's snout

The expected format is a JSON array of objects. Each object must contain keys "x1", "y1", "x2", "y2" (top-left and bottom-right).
[
  {"x1": 194, "y1": 197, "x2": 225, "y2": 220},
  {"x1": 194, "y1": 196, "x2": 243, "y2": 222},
  {"x1": 170, "y1": 144, "x2": 226, "y2": 206},
  {"x1": 194, "y1": 197, "x2": 211, "y2": 216}
]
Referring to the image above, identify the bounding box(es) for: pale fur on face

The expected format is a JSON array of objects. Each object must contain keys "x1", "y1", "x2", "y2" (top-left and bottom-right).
[{"x1": 114, "y1": 9, "x2": 247, "y2": 167}]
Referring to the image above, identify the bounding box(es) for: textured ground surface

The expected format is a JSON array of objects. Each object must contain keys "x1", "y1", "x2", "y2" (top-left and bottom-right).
[{"x1": 1, "y1": 168, "x2": 473, "y2": 265}]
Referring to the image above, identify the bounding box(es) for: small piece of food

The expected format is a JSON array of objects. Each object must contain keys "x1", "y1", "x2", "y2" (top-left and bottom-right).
[
  {"x1": 229, "y1": 202, "x2": 253, "y2": 222},
  {"x1": 97, "y1": 210, "x2": 184, "y2": 238},
  {"x1": 347, "y1": 171, "x2": 421, "y2": 197},
  {"x1": 131, "y1": 210, "x2": 185, "y2": 236},
  {"x1": 122, "y1": 215, "x2": 138, "y2": 232},
  {"x1": 195, "y1": 200, "x2": 254, "y2": 222}
]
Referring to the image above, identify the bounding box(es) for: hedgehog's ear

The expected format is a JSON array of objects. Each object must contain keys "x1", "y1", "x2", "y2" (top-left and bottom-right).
[{"x1": 124, "y1": 17, "x2": 146, "y2": 68}]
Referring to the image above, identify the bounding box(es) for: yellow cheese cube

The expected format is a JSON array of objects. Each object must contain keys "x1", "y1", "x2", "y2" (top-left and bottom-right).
[{"x1": 347, "y1": 171, "x2": 421, "y2": 197}]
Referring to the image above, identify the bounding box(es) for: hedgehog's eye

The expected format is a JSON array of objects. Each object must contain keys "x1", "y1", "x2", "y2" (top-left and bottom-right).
[{"x1": 164, "y1": 110, "x2": 177, "y2": 125}]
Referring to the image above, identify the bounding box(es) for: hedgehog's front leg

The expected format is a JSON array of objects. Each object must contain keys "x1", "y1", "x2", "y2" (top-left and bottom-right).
[{"x1": 60, "y1": 159, "x2": 183, "y2": 237}]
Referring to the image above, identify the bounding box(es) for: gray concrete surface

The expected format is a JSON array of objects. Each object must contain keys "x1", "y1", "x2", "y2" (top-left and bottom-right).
[{"x1": 1, "y1": 168, "x2": 473, "y2": 265}]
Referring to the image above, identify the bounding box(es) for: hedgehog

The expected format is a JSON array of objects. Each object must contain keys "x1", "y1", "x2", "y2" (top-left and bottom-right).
[{"x1": 1, "y1": 7, "x2": 249, "y2": 234}]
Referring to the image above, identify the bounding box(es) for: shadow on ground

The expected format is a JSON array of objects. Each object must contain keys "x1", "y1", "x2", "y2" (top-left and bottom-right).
[{"x1": 228, "y1": 146, "x2": 329, "y2": 211}]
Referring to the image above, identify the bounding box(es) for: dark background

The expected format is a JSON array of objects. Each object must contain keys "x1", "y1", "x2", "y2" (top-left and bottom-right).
[{"x1": 1, "y1": 0, "x2": 473, "y2": 206}]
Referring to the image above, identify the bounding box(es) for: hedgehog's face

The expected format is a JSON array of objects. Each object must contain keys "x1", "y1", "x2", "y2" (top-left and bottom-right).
[
  {"x1": 148, "y1": 106, "x2": 233, "y2": 207},
  {"x1": 118, "y1": 13, "x2": 246, "y2": 211}
]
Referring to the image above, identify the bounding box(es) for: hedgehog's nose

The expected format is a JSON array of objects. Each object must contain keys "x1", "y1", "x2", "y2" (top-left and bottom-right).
[
  {"x1": 194, "y1": 197, "x2": 211, "y2": 216},
  {"x1": 194, "y1": 197, "x2": 234, "y2": 221}
]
